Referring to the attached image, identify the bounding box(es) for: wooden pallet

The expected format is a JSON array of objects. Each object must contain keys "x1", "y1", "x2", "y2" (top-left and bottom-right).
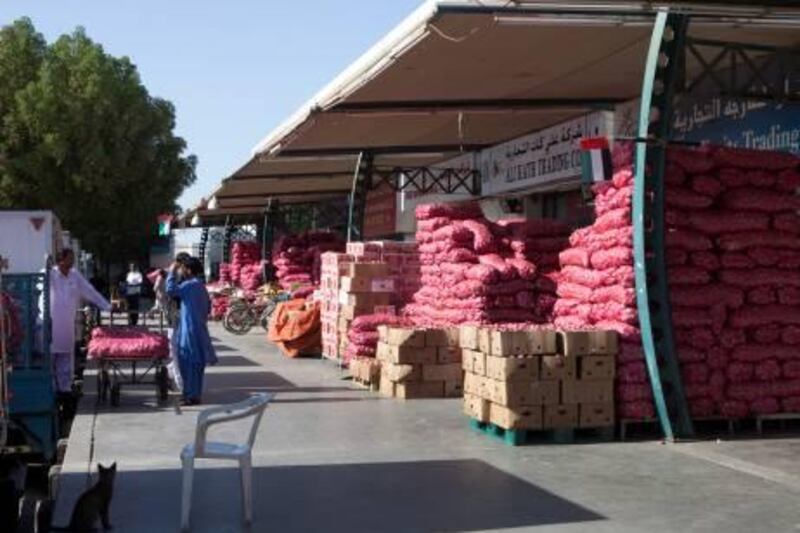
[
  {"x1": 351, "y1": 376, "x2": 379, "y2": 392},
  {"x1": 468, "y1": 418, "x2": 614, "y2": 446},
  {"x1": 756, "y1": 412, "x2": 800, "y2": 435}
]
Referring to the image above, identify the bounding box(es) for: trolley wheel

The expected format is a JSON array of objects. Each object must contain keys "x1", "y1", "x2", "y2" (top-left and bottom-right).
[
  {"x1": 110, "y1": 383, "x2": 121, "y2": 407},
  {"x1": 156, "y1": 366, "x2": 169, "y2": 402}
]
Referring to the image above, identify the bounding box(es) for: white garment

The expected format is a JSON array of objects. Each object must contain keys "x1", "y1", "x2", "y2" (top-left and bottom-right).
[
  {"x1": 50, "y1": 267, "x2": 111, "y2": 354},
  {"x1": 126, "y1": 271, "x2": 143, "y2": 295}
]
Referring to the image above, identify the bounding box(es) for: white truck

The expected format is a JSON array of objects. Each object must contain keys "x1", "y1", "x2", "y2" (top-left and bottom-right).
[{"x1": 0, "y1": 211, "x2": 63, "y2": 273}]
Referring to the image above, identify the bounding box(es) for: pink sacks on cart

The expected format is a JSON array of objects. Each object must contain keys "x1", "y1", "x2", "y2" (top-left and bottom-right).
[{"x1": 88, "y1": 326, "x2": 169, "y2": 359}]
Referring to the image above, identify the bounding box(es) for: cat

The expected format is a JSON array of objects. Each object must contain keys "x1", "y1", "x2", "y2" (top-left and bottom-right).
[{"x1": 51, "y1": 462, "x2": 116, "y2": 532}]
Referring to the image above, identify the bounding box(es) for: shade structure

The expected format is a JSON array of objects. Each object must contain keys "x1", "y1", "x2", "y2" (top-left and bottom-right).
[{"x1": 188, "y1": 0, "x2": 800, "y2": 221}]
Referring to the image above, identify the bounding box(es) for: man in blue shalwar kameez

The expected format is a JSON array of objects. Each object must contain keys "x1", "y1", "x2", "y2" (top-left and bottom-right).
[{"x1": 167, "y1": 257, "x2": 217, "y2": 405}]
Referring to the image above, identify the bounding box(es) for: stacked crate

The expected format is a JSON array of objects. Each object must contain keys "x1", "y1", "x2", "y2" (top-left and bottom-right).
[
  {"x1": 462, "y1": 328, "x2": 617, "y2": 433},
  {"x1": 376, "y1": 326, "x2": 464, "y2": 399},
  {"x1": 347, "y1": 241, "x2": 420, "y2": 306},
  {"x1": 320, "y1": 252, "x2": 353, "y2": 360},
  {"x1": 349, "y1": 356, "x2": 382, "y2": 390}
]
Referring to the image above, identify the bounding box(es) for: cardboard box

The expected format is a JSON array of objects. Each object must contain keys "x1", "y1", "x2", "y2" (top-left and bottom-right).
[
  {"x1": 340, "y1": 305, "x2": 375, "y2": 321},
  {"x1": 579, "y1": 403, "x2": 615, "y2": 428},
  {"x1": 588, "y1": 331, "x2": 619, "y2": 354},
  {"x1": 382, "y1": 363, "x2": 421, "y2": 383},
  {"x1": 395, "y1": 381, "x2": 444, "y2": 399},
  {"x1": 463, "y1": 393, "x2": 490, "y2": 422},
  {"x1": 379, "y1": 375, "x2": 396, "y2": 398},
  {"x1": 525, "y1": 330, "x2": 558, "y2": 354},
  {"x1": 463, "y1": 373, "x2": 487, "y2": 398},
  {"x1": 375, "y1": 343, "x2": 437, "y2": 365},
  {"x1": 437, "y1": 346, "x2": 463, "y2": 364},
  {"x1": 339, "y1": 292, "x2": 392, "y2": 308},
  {"x1": 346, "y1": 262, "x2": 389, "y2": 278},
  {"x1": 384, "y1": 327, "x2": 426, "y2": 348},
  {"x1": 425, "y1": 328, "x2": 460, "y2": 347},
  {"x1": 562, "y1": 379, "x2": 614, "y2": 405},
  {"x1": 559, "y1": 330, "x2": 619, "y2": 356},
  {"x1": 422, "y1": 363, "x2": 463, "y2": 382},
  {"x1": 540, "y1": 355, "x2": 577, "y2": 381},
  {"x1": 339, "y1": 276, "x2": 371, "y2": 293},
  {"x1": 543, "y1": 405, "x2": 579, "y2": 429},
  {"x1": 478, "y1": 328, "x2": 492, "y2": 354},
  {"x1": 530, "y1": 381, "x2": 560, "y2": 405},
  {"x1": 558, "y1": 331, "x2": 591, "y2": 357},
  {"x1": 490, "y1": 403, "x2": 543, "y2": 430},
  {"x1": 485, "y1": 355, "x2": 540, "y2": 382},
  {"x1": 459, "y1": 325, "x2": 480, "y2": 350},
  {"x1": 462, "y1": 350, "x2": 486, "y2": 376},
  {"x1": 486, "y1": 378, "x2": 537, "y2": 407},
  {"x1": 489, "y1": 331, "x2": 528, "y2": 356},
  {"x1": 444, "y1": 380, "x2": 464, "y2": 398},
  {"x1": 580, "y1": 356, "x2": 616, "y2": 380}
]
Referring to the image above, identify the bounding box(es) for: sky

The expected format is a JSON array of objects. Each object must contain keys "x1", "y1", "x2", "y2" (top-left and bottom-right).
[{"x1": 0, "y1": 0, "x2": 423, "y2": 209}]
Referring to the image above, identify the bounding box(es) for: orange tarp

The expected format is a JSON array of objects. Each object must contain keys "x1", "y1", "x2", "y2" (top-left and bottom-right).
[{"x1": 267, "y1": 299, "x2": 321, "y2": 358}]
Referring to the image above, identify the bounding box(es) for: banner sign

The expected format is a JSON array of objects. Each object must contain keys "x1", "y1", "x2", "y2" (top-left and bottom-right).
[
  {"x1": 673, "y1": 98, "x2": 800, "y2": 153},
  {"x1": 479, "y1": 111, "x2": 614, "y2": 195}
]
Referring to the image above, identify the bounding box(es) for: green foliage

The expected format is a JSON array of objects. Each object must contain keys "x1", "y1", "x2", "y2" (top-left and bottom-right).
[{"x1": 0, "y1": 19, "x2": 196, "y2": 263}]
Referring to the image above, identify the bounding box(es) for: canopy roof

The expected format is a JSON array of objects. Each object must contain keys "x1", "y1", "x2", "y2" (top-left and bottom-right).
[{"x1": 189, "y1": 0, "x2": 800, "y2": 223}]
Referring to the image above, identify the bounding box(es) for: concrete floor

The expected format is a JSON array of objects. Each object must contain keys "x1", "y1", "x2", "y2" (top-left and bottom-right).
[{"x1": 53, "y1": 323, "x2": 800, "y2": 532}]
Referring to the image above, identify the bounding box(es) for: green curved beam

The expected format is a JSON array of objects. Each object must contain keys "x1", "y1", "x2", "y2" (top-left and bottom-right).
[{"x1": 633, "y1": 10, "x2": 694, "y2": 441}]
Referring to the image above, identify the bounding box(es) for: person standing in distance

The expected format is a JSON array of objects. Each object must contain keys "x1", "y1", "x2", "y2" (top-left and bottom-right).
[
  {"x1": 125, "y1": 263, "x2": 143, "y2": 326},
  {"x1": 166, "y1": 257, "x2": 216, "y2": 405},
  {"x1": 50, "y1": 249, "x2": 111, "y2": 393}
]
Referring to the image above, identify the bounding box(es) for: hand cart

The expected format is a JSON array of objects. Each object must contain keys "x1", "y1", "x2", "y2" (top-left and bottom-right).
[{"x1": 88, "y1": 311, "x2": 170, "y2": 407}]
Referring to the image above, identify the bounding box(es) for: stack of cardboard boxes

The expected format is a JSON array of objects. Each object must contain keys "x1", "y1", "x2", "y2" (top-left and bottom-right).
[
  {"x1": 376, "y1": 326, "x2": 464, "y2": 399},
  {"x1": 320, "y1": 241, "x2": 421, "y2": 362},
  {"x1": 320, "y1": 253, "x2": 396, "y2": 360},
  {"x1": 462, "y1": 328, "x2": 617, "y2": 432}
]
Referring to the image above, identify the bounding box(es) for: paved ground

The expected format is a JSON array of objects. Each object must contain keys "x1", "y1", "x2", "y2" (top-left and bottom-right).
[{"x1": 53, "y1": 323, "x2": 800, "y2": 532}]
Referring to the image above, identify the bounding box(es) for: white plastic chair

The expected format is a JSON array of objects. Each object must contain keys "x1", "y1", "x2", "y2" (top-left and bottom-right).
[{"x1": 180, "y1": 393, "x2": 273, "y2": 531}]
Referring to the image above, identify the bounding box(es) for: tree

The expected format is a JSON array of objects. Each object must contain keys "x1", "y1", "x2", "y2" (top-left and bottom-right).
[{"x1": 0, "y1": 20, "x2": 196, "y2": 264}]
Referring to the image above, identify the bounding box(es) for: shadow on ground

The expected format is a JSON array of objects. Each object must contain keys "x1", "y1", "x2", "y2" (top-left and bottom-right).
[{"x1": 59, "y1": 459, "x2": 604, "y2": 533}]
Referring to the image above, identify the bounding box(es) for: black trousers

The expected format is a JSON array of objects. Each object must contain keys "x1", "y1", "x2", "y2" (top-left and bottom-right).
[{"x1": 126, "y1": 295, "x2": 140, "y2": 325}]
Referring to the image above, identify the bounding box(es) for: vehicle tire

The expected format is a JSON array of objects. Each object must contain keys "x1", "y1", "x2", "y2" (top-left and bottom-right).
[
  {"x1": 156, "y1": 367, "x2": 169, "y2": 402},
  {"x1": 223, "y1": 307, "x2": 254, "y2": 335}
]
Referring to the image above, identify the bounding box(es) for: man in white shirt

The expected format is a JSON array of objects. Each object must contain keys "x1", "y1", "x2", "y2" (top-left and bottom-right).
[
  {"x1": 51, "y1": 249, "x2": 111, "y2": 392},
  {"x1": 125, "y1": 263, "x2": 143, "y2": 326}
]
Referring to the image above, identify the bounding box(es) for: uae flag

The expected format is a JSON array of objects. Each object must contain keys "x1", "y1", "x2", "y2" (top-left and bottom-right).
[
  {"x1": 580, "y1": 137, "x2": 613, "y2": 184},
  {"x1": 157, "y1": 215, "x2": 172, "y2": 236}
]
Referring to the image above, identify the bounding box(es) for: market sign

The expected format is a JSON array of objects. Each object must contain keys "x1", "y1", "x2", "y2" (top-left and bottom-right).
[
  {"x1": 363, "y1": 182, "x2": 397, "y2": 239},
  {"x1": 672, "y1": 98, "x2": 800, "y2": 154},
  {"x1": 479, "y1": 111, "x2": 614, "y2": 195}
]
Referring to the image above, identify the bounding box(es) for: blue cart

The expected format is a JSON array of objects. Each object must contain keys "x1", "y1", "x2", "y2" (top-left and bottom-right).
[{"x1": 2, "y1": 270, "x2": 57, "y2": 460}]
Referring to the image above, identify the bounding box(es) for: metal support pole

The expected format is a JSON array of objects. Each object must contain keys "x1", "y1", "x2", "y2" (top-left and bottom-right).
[
  {"x1": 198, "y1": 227, "x2": 209, "y2": 267},
  {"x1": 633, "y1": 10, "x2": 694, "y2": 441},
  {"x1": 347, "y1": 151, "x2": 374, "y2": 242},
  {"x1": 222, "y1": 216, "x2": 233, "y2": 263},
  {"x1": 262, "y1": 201, "x2": 276, "y2": 282}
]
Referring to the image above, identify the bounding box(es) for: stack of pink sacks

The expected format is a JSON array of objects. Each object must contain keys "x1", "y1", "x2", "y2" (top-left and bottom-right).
[
  {"x1": 218, "y1": 263, "x2": 233, "y2": 285},
  {"x1": 211, "y1": 295, "x2": 230, "y2": 320},
  {"x1": 664, "y1": 145, "x2": 800, "y2": 418},
  {"x1": 239, "y1": 263, "x2": 263, "y2": 291},
  {"x1": 552, "y1": 143, "x2": 650, "y2": 419},
  {"x1": 273, "y1": 231, "x2": 345, "y2": 293},
  {"x1": 87, "y1": 326, "x2": 169, "y2": 359},
  {"x1": 229, "y1": 241, "x2": 261, "y2": 286},
  {"x1": 406, "y1": 202, "x2": 569, "y2": 327},
  {"x1": 344, "y1": 313, "x2": 406, "y2": 363}
]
